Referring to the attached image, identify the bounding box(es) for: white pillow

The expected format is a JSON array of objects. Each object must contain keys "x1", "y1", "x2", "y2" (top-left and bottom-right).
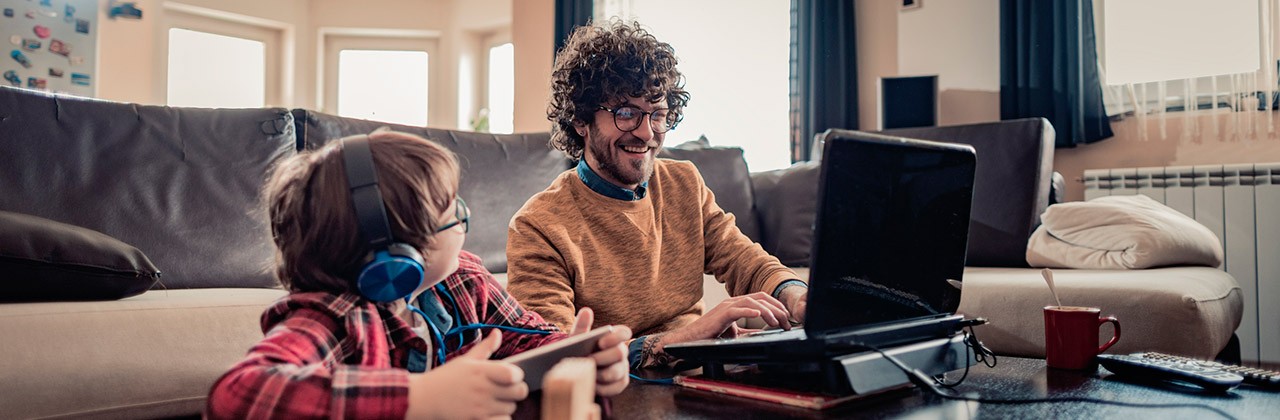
[{"x1": 1025, "y1": 195, "x2": 1223, "y2": 269}]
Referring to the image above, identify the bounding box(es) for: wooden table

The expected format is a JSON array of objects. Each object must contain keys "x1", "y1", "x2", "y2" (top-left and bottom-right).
[{"x1": 517, "y1": 357, "x2": 1280, "y2": 419}]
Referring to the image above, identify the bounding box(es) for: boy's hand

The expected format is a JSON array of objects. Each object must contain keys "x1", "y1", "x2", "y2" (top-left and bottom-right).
[
  {"x1": 570, "y1": 308, "x2": 632, "y2": 397},
  {"x1": 407, "y1": 331, "x2": 528, "y2": 419}
]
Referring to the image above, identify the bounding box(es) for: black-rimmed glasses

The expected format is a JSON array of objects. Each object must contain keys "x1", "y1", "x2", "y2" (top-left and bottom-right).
[
  {"x1": 598, "y1": 105, "x2": 676, "y2": 134},
  {"x1": 435, "y1": 197, "x2": 470, "y2": 233}
]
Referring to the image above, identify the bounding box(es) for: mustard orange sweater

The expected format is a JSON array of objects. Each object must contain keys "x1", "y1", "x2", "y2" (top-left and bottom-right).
[{"x1": 506, "y1": 158, "x2": 799, "y2": 337}]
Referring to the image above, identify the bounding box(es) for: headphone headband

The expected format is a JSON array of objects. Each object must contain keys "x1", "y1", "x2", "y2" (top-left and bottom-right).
[
  {"x1": 341, "y1": 135, "x2": 394, "y2": 249},
  {"x1": 340, "y1": 134, "x2": 427, "y2": 302}
]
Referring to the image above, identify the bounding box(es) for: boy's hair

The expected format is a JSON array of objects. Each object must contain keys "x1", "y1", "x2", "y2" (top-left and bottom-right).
[
  {"x1": 547, "y1": 19, "x2": 690, "y2": 160},
  {"x1": 263, "y1": 130, "x2": 460, "y2": 294}
]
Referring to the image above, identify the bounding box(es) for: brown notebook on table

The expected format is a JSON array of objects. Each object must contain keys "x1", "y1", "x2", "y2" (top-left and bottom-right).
[{"x1": 673, "y1": 366, "x2": 910, "y2": 410}]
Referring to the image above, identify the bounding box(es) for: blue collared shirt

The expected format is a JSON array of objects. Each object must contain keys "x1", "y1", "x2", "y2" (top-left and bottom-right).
[{"x1": 576, "y1": 159, "x2": 648, "y2": 201}]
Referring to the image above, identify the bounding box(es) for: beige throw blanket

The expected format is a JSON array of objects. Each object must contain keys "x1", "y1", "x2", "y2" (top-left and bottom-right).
[{"x1": 1026, "y1": 195, "x2": 1223, "y2": 269}]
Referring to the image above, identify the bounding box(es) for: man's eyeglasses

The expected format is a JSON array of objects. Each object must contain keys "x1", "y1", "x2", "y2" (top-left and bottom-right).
[
  {"x1": 434, "y1": 197, "x2": 470, "y2": 233},
  {"x1": 598, "y1": 105, "x2": 676, "y2": 134}
]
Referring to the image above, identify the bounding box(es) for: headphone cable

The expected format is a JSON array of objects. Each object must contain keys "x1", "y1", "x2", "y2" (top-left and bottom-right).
[{"x1": 408, "y1": 285, "x2": 553, "y2": 366}]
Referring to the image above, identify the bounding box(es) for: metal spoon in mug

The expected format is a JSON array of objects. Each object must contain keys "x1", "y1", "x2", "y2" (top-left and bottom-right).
[{"x1": 1041, "y1": 268, "x2": 1064, "y2": 308}]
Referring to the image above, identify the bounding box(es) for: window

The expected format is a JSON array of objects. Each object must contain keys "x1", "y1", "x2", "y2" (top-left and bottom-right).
[
  {"x1": 1101, "y1": 0, "x2": 1259, "y2": 85},
  {"x1": 160, "y1": 4, "x2": 286, "y2": 108},
  {"x1": 596, "y1": 0, "x2": 792, "y2": 171},
  {"x1": 337, "y1": 50, "x2": 430, "y2": 126},
  {"x1": 166, "y1": 29, "x2": 265, "y2": 108},
  {"x1": 321, "y1": 32, "x2": 439, "y2": 126},
  {"x1": 487, "y1": 43, "x2": 515, "y2": 134},
  {"x1": 1097, "y1": 0, "x2": 1268, "y2": 114}
]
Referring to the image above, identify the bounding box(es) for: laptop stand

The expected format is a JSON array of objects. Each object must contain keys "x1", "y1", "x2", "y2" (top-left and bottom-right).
[{"x1": 697, "y1": 333, "x2": 972, "y2": 397}]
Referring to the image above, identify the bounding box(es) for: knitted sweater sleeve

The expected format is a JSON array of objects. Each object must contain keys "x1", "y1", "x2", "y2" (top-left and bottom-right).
[
  {"x1": 692, "y1": 168, "x2": 800, "y2": 298},
  {"x1": 505, "y1": 213, "x2": 577, "y2": 332}
]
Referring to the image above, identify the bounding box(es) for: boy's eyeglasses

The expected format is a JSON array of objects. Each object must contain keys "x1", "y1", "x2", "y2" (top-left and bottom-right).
[
  {"x1": 598, "y1": 105, "x2": 676, "y2": 134},
  {"x1": 434, "y1": 197, "x2": 470, "y2": 233}
]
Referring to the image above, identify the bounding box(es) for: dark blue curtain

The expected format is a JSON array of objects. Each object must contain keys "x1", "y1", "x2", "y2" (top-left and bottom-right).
[
  {"x1": 790, "y1": 0, "x2": 858, "y2": 162},
  {"x1": 1001, "y1": 0, "x2": 1112, "y2": 147},
  {"x1": 554, "y1": 0, "x2": 593, "y2": 57}
]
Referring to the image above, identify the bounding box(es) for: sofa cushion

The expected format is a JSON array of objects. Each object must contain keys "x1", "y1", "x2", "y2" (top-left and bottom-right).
[
  {"x1": 292, "y1": 110, "x2": 572, "y2": 273},
  {"x1": 955, "y1": 266, "x2": 1241, "y2": 359},
  {"x1": 0, "y1": 288, "x2": 286, "y2": 418},
  {"x1": 658, "y1": 138, "x2": 761, "y2": 242},
  {"x1": 1026, "y1": 195, "x2": 1224, "y2": 269},
  {"x1": 785, "y1": 266, "x2": 1240, "y2": 359},
  {"x1": 0, "y1": 86, "x2": 295, "y2": 289},
  {"x1": 749, "y1": 161, "x2": 820, "y2": 265},
  {"x1": 879, "y1": 118, "x2": 1055, "y2": 267},
  {"x1": 0, "y1": 211, "x2": 160, "y2": 302}
]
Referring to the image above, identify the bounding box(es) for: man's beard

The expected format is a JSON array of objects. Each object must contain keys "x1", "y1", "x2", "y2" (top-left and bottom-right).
[{"x1": 586, "y1": 124, "x2": 654, "y2": 187}]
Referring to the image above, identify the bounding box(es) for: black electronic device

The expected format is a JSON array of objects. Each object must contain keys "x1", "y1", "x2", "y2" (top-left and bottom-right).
[
  {"x1": 1137, "y1": 352, "x2": 1280, "y2": 388},
  {"x1": 502, "y1": 326, "x2": 613, "y2": 391},
  {"x1": 665, "y1": 130, "x2": 976, "y2": 364},
  {"x1": 1097, "y1": 354, "x2": 1243, "y2": 393}
]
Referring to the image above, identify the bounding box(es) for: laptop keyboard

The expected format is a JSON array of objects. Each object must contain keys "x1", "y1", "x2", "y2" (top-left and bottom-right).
[{"x1": 719, "y1": 328, "x2": 807, "y2": 344}]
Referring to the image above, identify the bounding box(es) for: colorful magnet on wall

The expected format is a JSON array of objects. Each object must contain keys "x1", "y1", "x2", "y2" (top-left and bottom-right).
[
  {"x1": 8, "y1": 35, "x2": 20, "y2": 46},
  {"x1": 68, "y1": 55, "x2": 84, "y2": 66},
  {"x1": 40, "y1": 0, "x2": 52, "y2": 7},
  {"x1": 3, "y1": 70, "x2": 19, "y2": 86},
  {"x1": 4, "y1": 8, "x2": 14, "y2": 18},
  {"x1": 10, "y1": 49, "x2": 31, "y2": 68},
  {"x1": 33, "y1": 25, "x2": 50, "y2": 39},
  {"x1": 49, "y1": 39, "x2": 70, "y2": 56},
  {"x1": 48, "y1": 68, "x2": 63, "y2": 77},
  {"x1": 24, "y1": 10, "x2": 35, "y2": 19},
  {"x1": 27, "y1": 77, "x2": 46, "y2": 89},
  {"x1": 76, "y1": 19, "x2": 89, "y2": 34},
  {"x1": 64, "y1": 5, "x2": 75, "y2": 23},
  {"x1": 109, "y1": 2, "x2": 143, "y2": 20},
  {"x1": 21, "y1": 38, "x2": 40, "y2": 51},
  {"x1": 70, "y1": 73, "x2": 89, "y2": 86}
]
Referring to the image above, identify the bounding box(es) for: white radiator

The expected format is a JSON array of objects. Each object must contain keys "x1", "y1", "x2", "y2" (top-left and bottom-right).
[{"x1": 1083, "y1": 163, "x2": 1280, "y2": 363}]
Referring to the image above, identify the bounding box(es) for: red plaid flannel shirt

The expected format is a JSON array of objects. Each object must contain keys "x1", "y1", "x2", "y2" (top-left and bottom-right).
[{"x1": 206, "y1": 251, "x2": 564, "y2": 419}]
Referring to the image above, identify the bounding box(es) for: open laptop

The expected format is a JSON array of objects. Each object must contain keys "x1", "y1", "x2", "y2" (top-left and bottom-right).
[{"x1": 665, "y1": 129, "x2": 977, "y2": 363}]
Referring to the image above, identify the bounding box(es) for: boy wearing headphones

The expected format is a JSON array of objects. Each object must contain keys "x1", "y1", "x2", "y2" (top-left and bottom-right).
[{"x1": 207, "y1": 130, "x2": 631, "y2": 419}]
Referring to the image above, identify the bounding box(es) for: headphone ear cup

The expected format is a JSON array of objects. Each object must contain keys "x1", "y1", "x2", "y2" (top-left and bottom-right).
[{"x1": 356, "y1": 243, "x2": 426, "y2": 302}]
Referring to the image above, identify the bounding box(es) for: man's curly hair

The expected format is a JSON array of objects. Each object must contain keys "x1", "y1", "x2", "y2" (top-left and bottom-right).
[{"x1": 547, "y1": 20, "x2": 690, "y2": 160}]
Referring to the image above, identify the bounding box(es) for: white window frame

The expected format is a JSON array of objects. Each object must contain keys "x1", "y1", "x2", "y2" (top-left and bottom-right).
[
  {"x1": 483, "y1": 30, "x2": 514, "y2": 133},
  {"x1": 318, "y1": 28, "x2": 441, "y2": 125},
  {"x1": 157, "y1": 2, "x2": 293, "y2": 107}
]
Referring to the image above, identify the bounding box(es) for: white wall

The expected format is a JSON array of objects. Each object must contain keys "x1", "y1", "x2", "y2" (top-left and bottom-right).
[
  {"x1": 859, "y1": 0, "x2": 1000, "y2": 131},
  {"x1": 512, "y1": 0, "x2": 553, "y2": 133},
  {"x1": 897, "y1": 0, "x2": 999, "y2": 91}
]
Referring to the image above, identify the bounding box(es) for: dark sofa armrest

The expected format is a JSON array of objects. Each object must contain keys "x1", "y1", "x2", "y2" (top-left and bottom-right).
[{"x1": 878, "y1": 118, "x2": 1055, "y2": 268}]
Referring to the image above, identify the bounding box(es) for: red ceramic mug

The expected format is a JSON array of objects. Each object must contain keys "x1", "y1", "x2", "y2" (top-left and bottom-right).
[{"x1": 1044, "y1": 306, "x2": 1121, "y2": 370}]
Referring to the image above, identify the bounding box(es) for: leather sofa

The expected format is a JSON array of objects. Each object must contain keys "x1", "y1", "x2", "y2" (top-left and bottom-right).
[{"x1": 0, "y1": 85, "x2": 1241, "y2": 418}]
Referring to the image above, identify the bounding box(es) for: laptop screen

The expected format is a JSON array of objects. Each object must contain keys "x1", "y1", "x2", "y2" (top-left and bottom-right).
[{"x1": 805, "y1": 130, "x2": 975, "y2": 336}]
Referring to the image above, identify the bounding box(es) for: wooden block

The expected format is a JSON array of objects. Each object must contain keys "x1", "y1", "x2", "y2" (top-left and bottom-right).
[{"x1": 541, "y1": 358, "x2": 598, "y2": 420}]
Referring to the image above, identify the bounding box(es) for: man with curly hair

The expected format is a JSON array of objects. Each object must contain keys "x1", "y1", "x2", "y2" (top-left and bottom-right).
[{"x1": 506, "y1": 20, "x2": 809, "y2": 370}]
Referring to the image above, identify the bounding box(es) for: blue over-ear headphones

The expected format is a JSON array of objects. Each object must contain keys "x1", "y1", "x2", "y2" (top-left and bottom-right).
[{"x1": 341, "y1": 135, "x2": 426, "y2": 302}]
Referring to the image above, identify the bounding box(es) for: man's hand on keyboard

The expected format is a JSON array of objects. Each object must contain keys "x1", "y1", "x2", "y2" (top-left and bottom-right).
[
  {"x1": 657, "y1": 292, "x2": 792, "y2": 349},
  {"x1": 778, "y1": 286, "x2": 808, "y2": 324}
]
